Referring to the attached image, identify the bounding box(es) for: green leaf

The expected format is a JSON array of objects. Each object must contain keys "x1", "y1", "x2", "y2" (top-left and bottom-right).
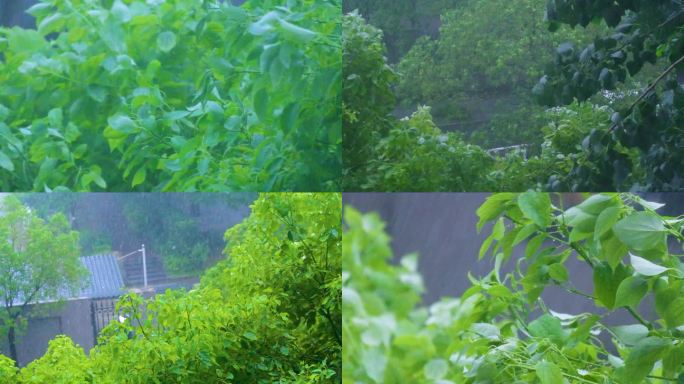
[
  {"x1": 528, "y1": 314, "x2": 565, "y2": 345},
  {"x1": 492, "y1": 217, "x2": 505, "y2": 240},
  {"x1": 535, "y1": 360, "x2": 563, "y2": 384},
  {"x1": 575, "y1": 194, "x2": 617, "y2": 215},
  {"x1": 253, "y1": 89, "x2": 269, "y2": 122},
  {"x1": 7, "y1": 28, "x2": 46, "y2": 54},
  {"x1": 242, "y1": 331, "x2": 257, "y2": 341},
  {"x1": 525, "y1": 234, "x2": 546, "y2": 259},
  {"x1": 423, "y1": 359, "x2": 448, "y2": 380},
  {"x1": 107, "y1": 114, "x2": 136, "y2": 133},
  {"x1": 38, "y1": 13, "x2": 66, "y2": 35},
  {"x1": 614, "y1": 275, "x2": 648, "y2": 309},
  {"x1": 630, "y1": 253, "x2": 668, "y2": 276},
  {"x1": 471, "y1": 323, "x2": 500, "y2": 340},
  {"x1": 476, "y1": 193, "x2": 515, "y2": 231},
  {"x1": 662, "y1": 297, "x2": 684, "y2": 328},
  {"x1": 164, "y1": 110, "x2": 190, "y2": 121},
  {"x1": 595, "y1": 206, "x2": 621, "y2": 239},
  {"x1": 0, "y1": 150, "x2": 15, "y2": 172},
  {"x1": 278, "y1": 19, "x2": 317, "y2": 42},
  {"x1": 601, "y1": 232, "x2": 628, "y2": 269},
  {"x1": 157, "y1": 31, "x2": 177, "y2": 53},
  {"x1": 614, "y1": 212, "x2": 666, "y2": 251},
  {"x1": 611, "y1": 324, "x2": 649, "y2": 346},
  {"x1": 548, "y1": 263, "x2": 568, "y2": 282},
  {"x1": 623, "y1": 337, "x2": 671, "y2": 384},
  {"x1": 518, "y1": 191, "x2": 551, "y2": 228},
  {"x1": 593, "y1": 262, "x2": 630, "y2": 309},
  {"x1": 513, "y1": 223, "x2": 537, "y2": 246},
  {"x1": 131, "y1": 167, "x2": 146, "y2": 188}
]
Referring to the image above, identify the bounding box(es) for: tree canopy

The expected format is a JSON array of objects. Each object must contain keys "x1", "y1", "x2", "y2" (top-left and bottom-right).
[
  {"x1": 0, "y1": 192, "x2": 341, "y2": 383},
  {"x1": 0, "y1": 0, "x2": 341, "y2": 192},
  {"x1": 0, "y1": 195, "x2": 84, "y2": 363}
]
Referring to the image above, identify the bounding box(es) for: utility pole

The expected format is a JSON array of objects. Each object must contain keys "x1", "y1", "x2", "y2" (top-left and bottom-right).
[
  {"x1": 119, "y1": 245, "x2": 148, "y2": 288},
  {"x1": 141, "y1": 244, "x2": 147, "y2": 288}
]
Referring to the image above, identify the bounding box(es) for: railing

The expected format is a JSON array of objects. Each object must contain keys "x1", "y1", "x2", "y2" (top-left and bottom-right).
[{"x1": 486, "y1": 144, "x2": 530, "y2": 160}]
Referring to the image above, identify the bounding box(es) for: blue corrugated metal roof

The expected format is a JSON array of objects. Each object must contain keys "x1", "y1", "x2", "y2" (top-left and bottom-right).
[
  {"x1": 79, "y1": 254, "x2": 124, "y2": 299},
  {"x1": 5, "y1": 254, "x2": 124, "y2": 306}
]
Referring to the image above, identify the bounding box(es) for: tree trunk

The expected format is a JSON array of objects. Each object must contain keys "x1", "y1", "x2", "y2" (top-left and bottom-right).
[{"x1": 7, "y1": 325, "x2": 17, "y2": 364}]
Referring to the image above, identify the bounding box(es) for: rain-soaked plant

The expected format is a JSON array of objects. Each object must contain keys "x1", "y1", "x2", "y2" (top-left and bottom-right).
[{"x1": 343, "y1": 192, "x2": 684, "y2": 383}]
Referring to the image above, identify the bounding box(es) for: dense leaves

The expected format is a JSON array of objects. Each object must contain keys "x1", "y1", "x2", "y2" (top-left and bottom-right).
[
  {"x1": 0, "y1": 0, "x2": 341, "y2": 191},
  {"x1": 2, "y1": 192, "x2": 341, "y2": 382},
  {"x1": 537, "y1": 0, "x2": 684, "y2": 191},
  {"x1": 0, "y1": 196, "x2": 85, "y2": 362},
  {"x1": 344, "y1": 193, "x2": 684, "y2": 382}
]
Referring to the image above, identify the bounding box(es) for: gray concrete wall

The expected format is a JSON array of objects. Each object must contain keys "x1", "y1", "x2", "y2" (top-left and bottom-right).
[{"x1": 0, "y1": 299, "x2": 96, "y2": 367}]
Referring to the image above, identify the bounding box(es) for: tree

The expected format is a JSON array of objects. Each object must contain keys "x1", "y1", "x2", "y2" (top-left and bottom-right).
[
  {"x1": 342, "y1": 12, "x2": 398, "y2": 187},
  {"x1": 0, "y1": 196, "x2": 84, "y2": 363},
  {"x1": 535, "y1": 0, "x2": 684, "y2": 190}
]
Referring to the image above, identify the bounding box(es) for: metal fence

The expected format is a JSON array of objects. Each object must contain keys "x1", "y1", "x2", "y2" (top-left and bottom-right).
[{"x1": 90, "y1": 298, "x2": 118, "y2": 342}]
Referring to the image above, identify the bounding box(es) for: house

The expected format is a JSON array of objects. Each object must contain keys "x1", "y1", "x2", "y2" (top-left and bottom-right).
[{"x1": 1, "y1": 254, "x2": 125, "y2": 367}]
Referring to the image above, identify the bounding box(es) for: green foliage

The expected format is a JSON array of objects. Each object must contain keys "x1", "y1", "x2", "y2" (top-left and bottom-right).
[
  {"x1": 17, "y1": 336, "x2": 90, "y2": 383},
  {"x1": 344, "y1": 193, "x2": 684, "y2": 383},
  {"x1": 397, "y1": 0, "x2": 594, "y2": 105},
  {"x1": 0, "y1": 354, "x2": 17, "y2": 381},
  {"x1": 536, "y1": 0, "x2": 684, "y2": 190},
  {"x1": 0, "y1": 195, "x2": 85, "y2": 362},
  {"x1": 2, "y1": 192, "x2": 341, "y2": 383},
  {"x1": 342, "y1": 12, "x2": 397, "y2": 180},
  {"x1": 342, "y1": 0, "x2": 458, "y2": 61},
  {"x1": 0, "y1": 0, "x2": 341, "y2": 191},
  {"x1": 358, "y1": 106, "x2": 495, "y2": 191}
]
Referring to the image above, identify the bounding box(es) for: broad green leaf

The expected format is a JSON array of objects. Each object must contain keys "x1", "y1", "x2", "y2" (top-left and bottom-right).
[
  {"x1": 528, "y1": 314, "x2": 565, "y2": 345},
  {"x1": 0, "y1": 150, "x2": 14, "y2": 172},
  {"x1": 611, "y1": 324, "x2": 649, "y2": 346},
  {"x1": 7, "y1": 28, "x2": 46, "y2": 53},
  {"x1": 157, "y1": 31, "x2": 177, "y2": 53},
  {"x1": 278, "y1": 19, "x2": 317, "y2": 42},
  {"x1": 548, "y1": 263, "x2": 568, "y2": 282},
  {"x1": 471, "y1": 323, "x2": 500, "y2": 340},
  {"x1": 595, "y1": 206, "x2": 621, "y2": 239},
  {"x1": 107, "y1": 114, "x2": 136, "y2": 133},
  {"x1": 622, "y1": 337, "x2": 671, "y2": 384},
  {"x1": 614, "y1": 212, "x2": 666, "y2": 251},
  {"x1": 535, "y1": 360, "x2": 563, "y2": 384},
  {"x1": 164, "y1": 110, "x2": 190, "y2": 121},
  {"x1": 601, "y1": 232, "x2": 628, "y2": 269},
  {"x1": 562, "y1": 206, "x2": 596, "y2": 233},
  {"x1": 38, "y1": 13, "x2": 66, "y2": 35},
  {"x1": 575, "y1": 194, "x2": 617, "y2": 215},
  {"x1": 614, "y1": 275, "x2": 648, "y2": 309},
  {"x1": 518, "y1": 191, "x2": 551, "y2": 228},
  {"x1": 476, "y1": 193, "x2": 515, "y2": 230},
  {"x1": 424, "y1": 359, "x2": 448, "y2": 380},
  {"x1": 630, "y1": 253, "x2": 668, "y2": 276},
  {"x1": 525, "y1": 233, "x2": 546, "y2": 259},
  {"x1": 593, "y1": 262, "x2": 630, "y2": 309}
]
